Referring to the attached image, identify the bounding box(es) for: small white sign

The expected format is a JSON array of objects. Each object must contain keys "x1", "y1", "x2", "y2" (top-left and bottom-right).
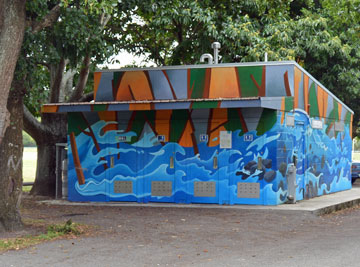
[
  {"x1": 117, "y1": 136, "x2": 128, "y2": 142},
  {"x1": 200, "y1": 134, "x2": 208, "y2": 142},
  {"x1": 157, "y1": 135, "x2": 165, "y2": 142},
  {"x1": 220, "y1": 131, "x2": 232, "y2": 148},
  {"x1": 244, "y1": 134, "x2": 253, "y2": 142},
  {"x1": 311, "y1": 119, "x2": 323, "y2": 129},
  {"x1": 334, "y1": 121, "x2": 344, "y2": 132},
  {"x1": 286, "y1": 115, "x2": 295, "y2": 127}
]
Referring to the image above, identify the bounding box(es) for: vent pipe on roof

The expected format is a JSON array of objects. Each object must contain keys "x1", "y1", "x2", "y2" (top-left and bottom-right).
[
  {"x1": 211, "y1": 42, "x2": 221, "y2": 64},
  {"x1": 264, "y1": 52, "x2": 268, "y2": 62},
  {"x1": 200, "y1": 53, "x2": 213, "y2": 64},
  {"x1": 200, "y1": 42, "x2": 221, "y2": 64}
]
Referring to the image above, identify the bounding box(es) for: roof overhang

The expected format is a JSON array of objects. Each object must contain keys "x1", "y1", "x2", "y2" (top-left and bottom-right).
[{"x1": 42, "y1": 97, "x2": 290, "y2": 113}]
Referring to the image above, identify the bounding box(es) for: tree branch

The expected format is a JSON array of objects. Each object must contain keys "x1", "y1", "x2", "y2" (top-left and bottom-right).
[
  {"x1": 30, "y1": 4, "x2": 61, "y2": 33},
  {"x1": 23, "y1": 105, "x2": 53, "y2": 142},
  {"x1": 78, "y1": 92, "x2": 94, "y2": 102},
  {"x1": 68, "y1": 55, "x2": 91, "y2": 102},
  {"x1": 49, "y1": 58, "x2": 66, "y2": 103}
]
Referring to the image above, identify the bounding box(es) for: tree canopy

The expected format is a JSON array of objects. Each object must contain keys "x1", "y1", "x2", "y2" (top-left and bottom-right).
[{"x1": 111, "y1": 0, "x2": 359, "y2": 134}]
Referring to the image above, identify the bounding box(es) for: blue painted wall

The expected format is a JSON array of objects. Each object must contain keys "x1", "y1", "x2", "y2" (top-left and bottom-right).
[{"x1": 67, "y1": 108, "x2": 352, "y2": 205}]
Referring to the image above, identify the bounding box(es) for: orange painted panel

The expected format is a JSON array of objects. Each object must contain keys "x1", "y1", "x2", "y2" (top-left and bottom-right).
[
  {"x1": 117, "y1": 71, "x2": 153, "y2": 100},
  {"x1": 280, "y1": 98, "x2": 285, "y2": 125},
  {"x1": 294, "y1": 67, "x2": 302, "y2": 109},
  {"x1": 208, "y1": 109, "x2": 228, "y2": 147},
  {"x1": 93, "y1": 72, "x2": 102, "y2": 99},
  {"x1": 303, "y1": 74, "x2": 309, "y2": 114},
  {"x1": 350, "y1": 114, "x2": 353, "y2": 138},
  {"x1": 209, "y1": 126, "x2": 225, "y2": 147},
  {"x1": 155, "y1": 110, "x2": 172, "y2": 139},
  {"x1": 338, "y1": 102, "x2": 342, "y2": 121},
  {"x1": 209, "y1": 68, "x2": 240, "y2": 98},
  {"x1": 317, "y1": 86, "x2": 324, "y2": 119},
  {"x1": 178, "y1": 121, "x2": 194, "y2": 147},
  {"x1": 41, "y1": 105, "x2": 59, "y2": 113},
  {"x1": 129, "y1": 103, "x2": 152, "y2": 110},
  {"x1": 323, "y1": 90, "x2": 328, "y2": 121},
  {"x1": 98, "y1": 111, "x2": 117, "y2": 132}
]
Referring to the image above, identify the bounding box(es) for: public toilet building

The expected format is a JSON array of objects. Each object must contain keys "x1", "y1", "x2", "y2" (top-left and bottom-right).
[{"x1": 42, "y1": 61, "x2": 354, "y2": 205}]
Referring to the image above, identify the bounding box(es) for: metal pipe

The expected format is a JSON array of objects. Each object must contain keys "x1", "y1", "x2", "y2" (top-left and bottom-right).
[
  {"x1": 211, "y1": 42, "x2": 221, "y2": 64},
  {"x1": 264, "y1": 52, "x2": 268, "y2": 62},
  {"x1": 200, "y1": 53, "x2": 213, "y2": 64}
]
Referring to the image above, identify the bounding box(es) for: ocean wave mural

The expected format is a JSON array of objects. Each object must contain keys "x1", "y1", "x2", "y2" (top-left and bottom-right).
[{"x1": 67, "y1": 107, "x2": 351, "y2": 205}]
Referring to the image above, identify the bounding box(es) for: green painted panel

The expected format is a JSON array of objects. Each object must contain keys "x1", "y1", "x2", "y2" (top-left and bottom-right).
[
  {"x1": 192, "y1": 101, "x2": 218, "y2": 109},
  {"x1": 328, "y1": 99, "x2": 339, "y2": 121},
  {"x1": 170, "y1": 110, "x2": 188, "y2": 142},
  {"x1": 237, "y1": 66, "x2": 263, "y2": 97},
  {"x1": 284, "y1": 97, "x2": 294, "y2": 112},
  {"x1": 190, "y1": 68, "x2": 206, "y2": 99},
  {"x1": 93, "y1": 104, "x2": 108, "y2": 112},
  {"x1": 225, "y1": 109, "x2": 245, "y2": 135},
  {"x1": 345, "y1": 111, "x2": 351, "y2": 124},
  {"x1": 68, "y1": 113, "x2": 89, "y2": 136},
  {"x1": 128, "y1": 111, "x2": 146, "y2": 144},
  {"x1": 256, "y1": 109, "x2": 277, "y2": 136},
  {"x1": 308, "y1": 83, "x2": 319, "y2": 118},
  {"x1": 113, "y1": 72, "x2": 124, "y2": 94}
]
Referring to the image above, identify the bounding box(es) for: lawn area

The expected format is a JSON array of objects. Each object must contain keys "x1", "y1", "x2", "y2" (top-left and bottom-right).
[
  {"x1": 23, "y1": 147, "x2": 37, "y2": 183},
  {"x1": 353, "y1": 152, "x2": 360, "y2": 162}
]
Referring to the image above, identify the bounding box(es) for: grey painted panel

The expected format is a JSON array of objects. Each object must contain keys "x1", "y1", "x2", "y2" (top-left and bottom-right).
[
  {"x1": 83, "y1": 112, "x2": 100, "y2": 126},
  {"x1": 114, "y1": 181, "x2": 133, "y2": 194},
  {"x1": 165, "y1": 69, "x2": 188, "y2": 99},
  {"x1": 326, "y1": 97, "x2": 334, "y2": 118},
  {"x1": 191, "y1": 109, "x2": 211, "y2": 120},
  {"x1": 297, "y1": 70, "x2": 305, "y2": 110},
  {"x1": 261, "y1": 97, "x2": 283, "y2": 110},
  {"x1": 194, "y1": 182, "x2": 216, "y2": 197},
  {"x1": 155, "y1": 102, "x2": 191, "y2": 110},
  {"x1": 193, "y1": 120, "x2": 209, "y2": 145},
  {"x1": 151, "y1": 181, "x2": 172, "y2": 196},
  {"x1": 220, "y1": 100, "x2": 260, "y2": 108},
  {"x1": 117, "y1": 111, "x2": 133, "y2": 123},
  {"x1": 237, "y1": 183, "x2": 260, "y2": 198},
  {"x1": 265, "y1": 65, "x2": 294, "y2": 97},
  {"x1": 148, "y1": 70, "x2": 174, "y2": 100},
  {"x1": 58, "y1": 105, "x2": 91, "y2": 113},
  {"x1": 241, "y1": 108, "x2": 263, "y2": 132},
  {"x1": 96, "y1": 72, "x2": 114, "y2": 101},
  {"x1": 108, "y1": 104, "x2": 130, "y2": 111}
]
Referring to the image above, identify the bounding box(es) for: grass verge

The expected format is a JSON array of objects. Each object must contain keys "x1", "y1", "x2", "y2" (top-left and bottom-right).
[{"x1": 0, "y1": 219, "x2": 90, "y2": 252}]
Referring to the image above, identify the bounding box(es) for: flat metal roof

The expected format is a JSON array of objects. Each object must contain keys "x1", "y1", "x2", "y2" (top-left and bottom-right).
[{"x1": 42, "y1": 97, "x2": 287, "y2": 113}]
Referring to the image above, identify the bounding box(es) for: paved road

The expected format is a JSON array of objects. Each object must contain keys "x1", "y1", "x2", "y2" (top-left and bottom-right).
[{"x1": 1, "y1": 200, "x2": 360, "y2": 267}]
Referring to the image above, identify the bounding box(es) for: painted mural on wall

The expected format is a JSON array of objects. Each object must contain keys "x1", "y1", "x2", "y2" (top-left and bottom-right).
[
  {"x1": 41, "y1": 61, "x2": 353, "y2": 205},
  {"x1": 67, "y1": 106, "x2": 352, "y2": 205}
]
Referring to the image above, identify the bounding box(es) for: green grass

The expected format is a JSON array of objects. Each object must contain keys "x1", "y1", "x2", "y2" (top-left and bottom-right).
[
  {"x1": 23, "y1": 147, "x2": 37, "y2": 184},
  {"x1": 0, "y1": 220, "x2": 86, "y2": 252},
  {"x1": 353, "y1": 152, "x2": 360, "y2": 162}
]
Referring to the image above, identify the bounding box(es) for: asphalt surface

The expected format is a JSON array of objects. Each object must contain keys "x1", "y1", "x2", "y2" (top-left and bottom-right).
[{"x1": 1, "y1": 184, "x2": 360, "y2": 267}]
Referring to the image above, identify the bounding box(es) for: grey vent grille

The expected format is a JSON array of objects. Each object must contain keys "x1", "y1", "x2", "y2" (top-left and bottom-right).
[
  {"x1": 237, "y1": 183, "x2": 260, "y2": 198},
  {"x1": 114, "y1": 181, "x2": 133, "y2": 194},
  {"x1": 151, "y1": 181, "x2": 172, "y2": 196},
  {"x1": 194, "y1": 181, "x2": 216, "y2": 197}
]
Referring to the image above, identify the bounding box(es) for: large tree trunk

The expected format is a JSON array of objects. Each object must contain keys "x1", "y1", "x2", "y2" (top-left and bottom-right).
[
  {"x1": 0, "y1": 89, "x2": 24, "y2": 232},
  {"x1": 0, "y1": 0, "x2": 26, "y2": 146},
  {"x1": 24, "y1": 110, "x2": 67, "y2": 197}
]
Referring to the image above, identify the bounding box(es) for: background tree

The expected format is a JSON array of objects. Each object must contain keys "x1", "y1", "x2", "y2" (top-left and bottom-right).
[
  {"x1": 113, "y1": 0, "x2": 359, "y2": 135},
  {"x1": 0, "y1": 0, "x2": 61, "y2": 232},
  {"x1": 0, "y1": 0, "x2": 119, "y2": 232}
]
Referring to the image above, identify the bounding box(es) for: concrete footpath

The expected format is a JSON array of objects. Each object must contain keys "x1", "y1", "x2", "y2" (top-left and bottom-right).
[{"x1": 41, "y1": 185, "x2": 360, "y2": 215}]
